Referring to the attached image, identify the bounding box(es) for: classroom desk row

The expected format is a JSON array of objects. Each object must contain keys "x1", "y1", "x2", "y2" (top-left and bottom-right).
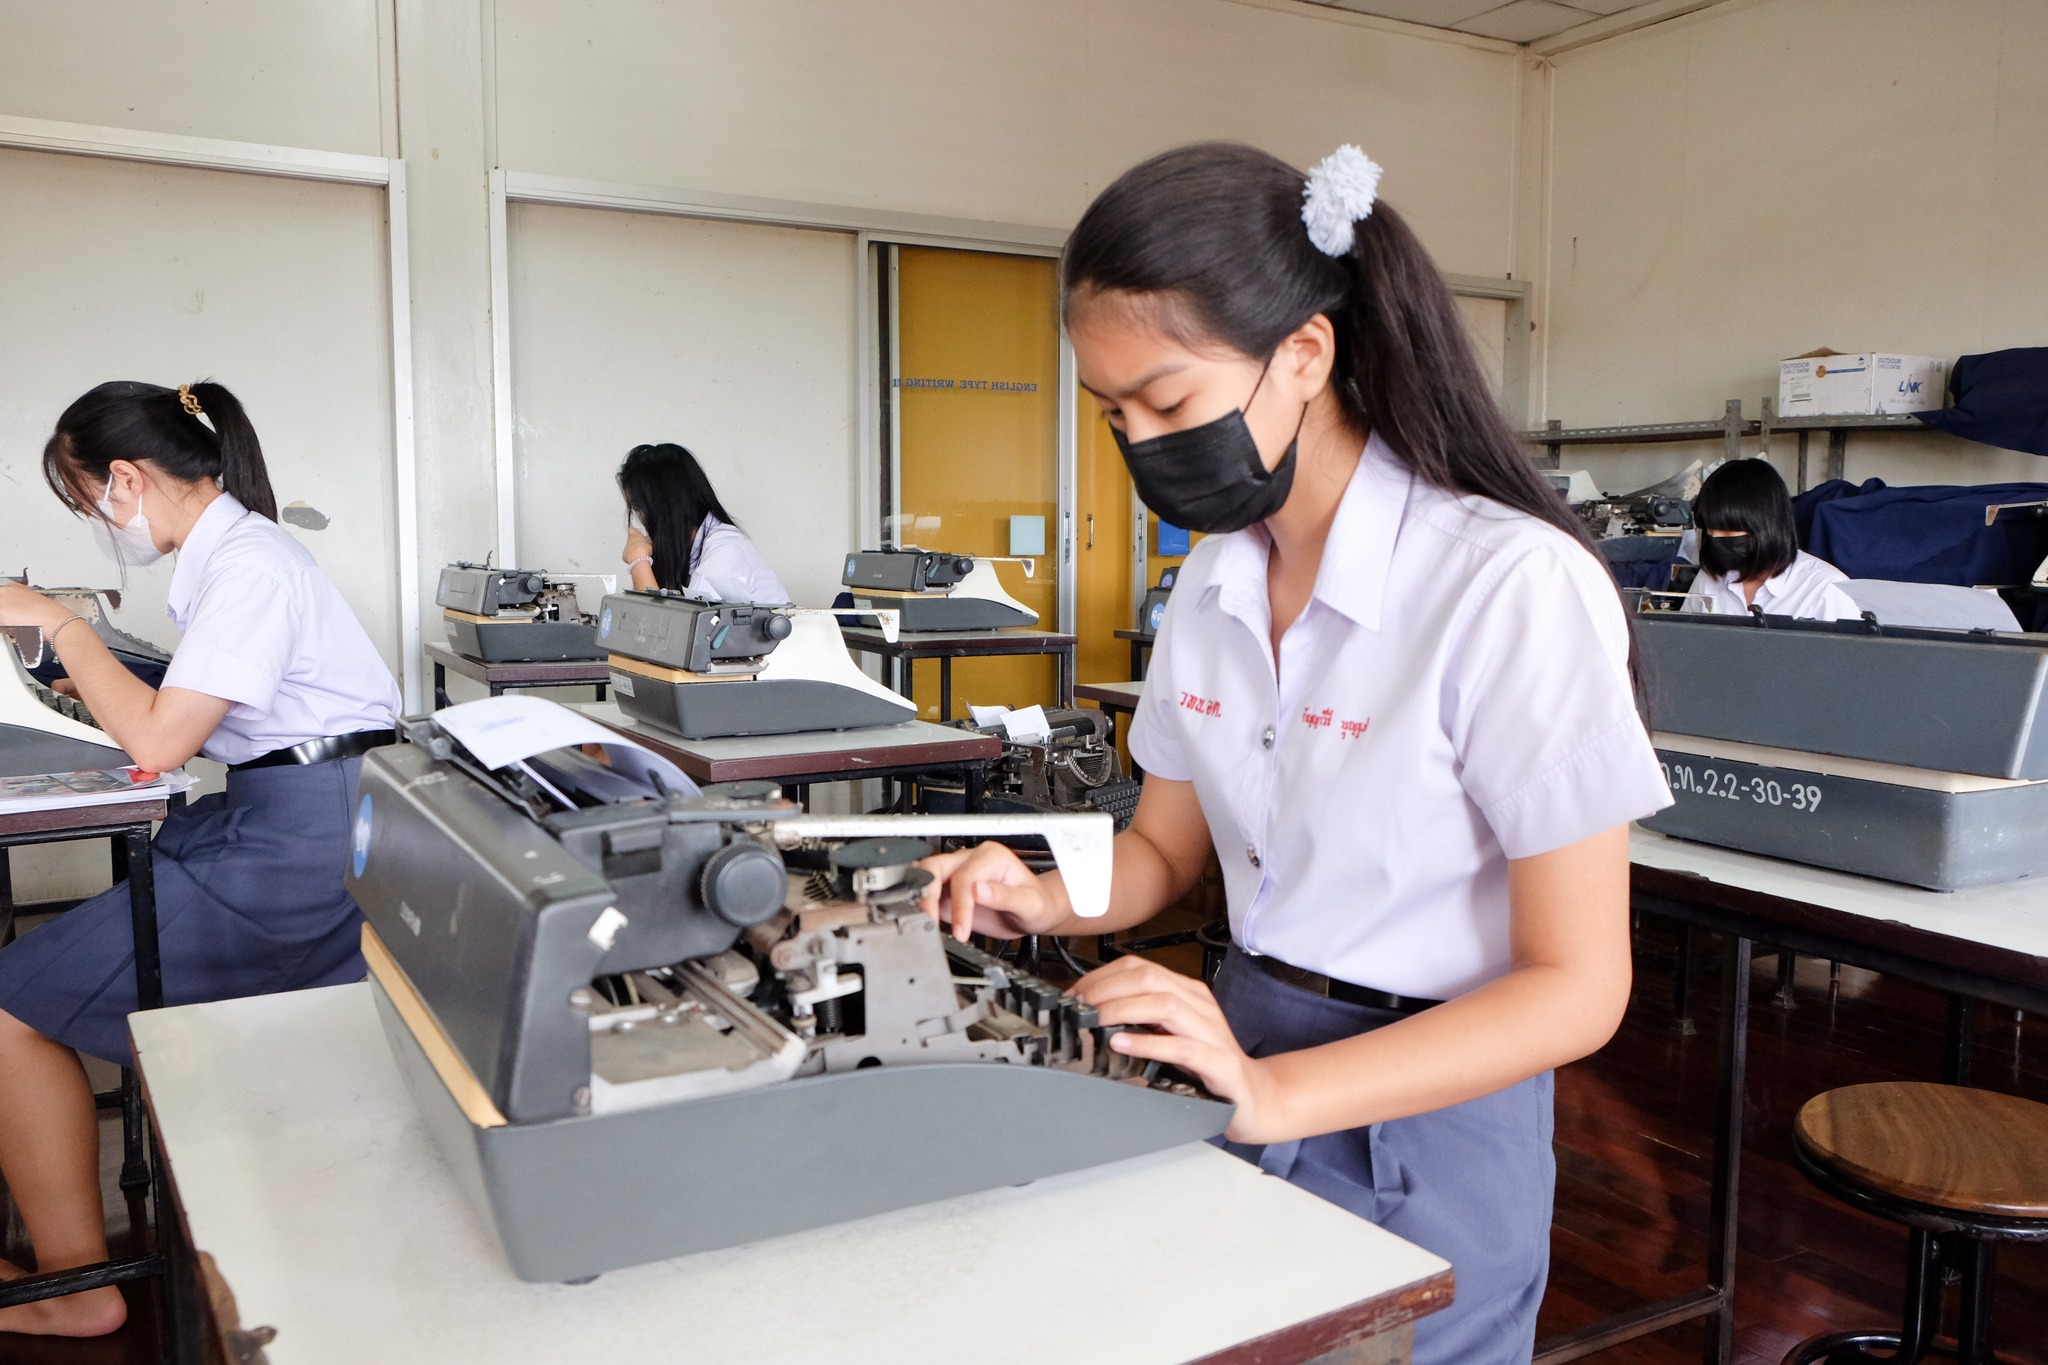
[{"x1": 429, "y1": 627, "x2": 1078, "y2": 722}]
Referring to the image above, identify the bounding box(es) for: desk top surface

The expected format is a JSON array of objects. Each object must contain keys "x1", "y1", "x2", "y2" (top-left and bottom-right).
[
  {"x1": 1113, "y1": 628, "x2": 1157, "y2": 643},
  {"x1": 132, "y1": 983, "x2": 1450, "y2": 1365},
  {"x1": 839, "y1": 627, "x2": 1077, "y2": 653},
  {"x1": 1631, "y1": 828, "x2": 2048, "y2": 963},
  {"x1": 1076, "y1": 680, "x2": 1145, "y2": 709},
  {"x1": 575, "y1": 702, "x2": 1000, "y2": 781},
  {"x1": 426, "y1": 641, "x2": 611, "y2": 682}
]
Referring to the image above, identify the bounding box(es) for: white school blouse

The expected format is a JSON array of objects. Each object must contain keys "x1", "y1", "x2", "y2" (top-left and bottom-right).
[
  {"x1": 1128, "y1": 437, "x2": 1672, "y2": 1001},
  {"x1": 687, "y1": 515, "x2": 791, "y2": 605},
  {"x1": 160, "y1": 493, "x2": 401, "y2": 766},
  {"x1": 1681, "y1": 550, "x2": 1859, "y2": 621}
]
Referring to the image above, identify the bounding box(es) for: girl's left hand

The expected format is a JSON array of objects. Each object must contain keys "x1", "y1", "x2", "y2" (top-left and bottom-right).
[
  {"x1": 0, "y1": 582, "x2": 68, "y2": 630},
  {"x1": 622, "y1": 527, "x2": 653, "y2": 566},
  {"x1": 1070, "y1": 956, "x2": 1288, "y2": 1144}
]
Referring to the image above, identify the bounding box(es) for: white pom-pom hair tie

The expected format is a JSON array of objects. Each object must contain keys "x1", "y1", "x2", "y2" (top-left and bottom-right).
[{"x1": 1301, "y1": 144, "x2": 1384, "y2": 256}]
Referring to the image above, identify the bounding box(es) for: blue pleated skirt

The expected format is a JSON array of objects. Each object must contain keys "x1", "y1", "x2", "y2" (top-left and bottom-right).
[
  {"x1": 1212, "y1": 947, "x2": 1555, "y2": 1365},
  {"x1": 0, "y1": 758, "x2": 370, "y2": 1063}
]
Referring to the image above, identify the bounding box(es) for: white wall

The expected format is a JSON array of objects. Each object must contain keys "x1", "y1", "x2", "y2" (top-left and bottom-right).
[
  {"x1": 1530, "y1": 0, "x2": 2048, "y2": 492},
  {"x1": 491, "y1": 0, "x2": 1522, "y2": 276},
  {"x1": 0, "y1": 148, "x2": 401, "y2": 667},
  {"x1": 506, "y1": 207, "x2": 859, "y2": 609}
]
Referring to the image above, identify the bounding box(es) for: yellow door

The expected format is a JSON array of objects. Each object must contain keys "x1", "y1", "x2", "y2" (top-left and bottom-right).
[{"x1": 893, "y1": 246, "x2": 1060, "y2": 719}]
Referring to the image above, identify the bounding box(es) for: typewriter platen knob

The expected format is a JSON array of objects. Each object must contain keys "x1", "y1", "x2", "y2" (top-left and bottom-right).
[
  {"x1": 702, "y1": 842, "x2": 788, "y2": 928},
  {"x1": 763, "y1": 612, "x2": 793, "y2": 641}
]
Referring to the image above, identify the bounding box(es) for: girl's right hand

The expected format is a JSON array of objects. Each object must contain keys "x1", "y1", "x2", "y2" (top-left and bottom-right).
[{"x1": 916, "y1": 841, "x2": 1067, "y2": 941}]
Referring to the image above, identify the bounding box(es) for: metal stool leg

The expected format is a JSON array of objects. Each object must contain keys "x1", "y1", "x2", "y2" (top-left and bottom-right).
[
  {"x1": 1775, "y1": 949, "x2": 1798, "y2": 1008},
  {"x1": 1955, "y1": 1238, "x2": 1996, "y2": 1365},
  {"x1": 1672, "y1": 921, "x2": 1698, "y2": 1035}
]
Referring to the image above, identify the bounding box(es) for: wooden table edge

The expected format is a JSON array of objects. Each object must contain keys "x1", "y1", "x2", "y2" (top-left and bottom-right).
[
  {"x1": 1075, "y1": 682, "x2": 1143, "y2": 708},
  {"x1": 577, "y1": 710, "x2": 1001, "y2": 784},
  {"x1": 0, "y1": 799, "x2": 170, "y2": 838},
  {"x1": 1188, "y1": 1267, "x2": 1454, "y2": 1364},
  {"x1": 1630, "y1": 860, "x2": 2048, "y2": 997}
]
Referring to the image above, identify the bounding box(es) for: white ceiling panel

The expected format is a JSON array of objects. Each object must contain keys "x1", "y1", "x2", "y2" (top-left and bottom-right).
[
  {"x1": 1453, "y1": 1, "x2": 1605, "y2": 43},
  {"x1": 1320, "y1": 0, "x2": 1503, "y2": 23}
]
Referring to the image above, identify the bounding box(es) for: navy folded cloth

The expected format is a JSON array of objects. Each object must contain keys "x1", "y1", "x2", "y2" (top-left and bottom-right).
[{"x1": 1916, "y1": 347, "x2": 2048, "y2": 458}]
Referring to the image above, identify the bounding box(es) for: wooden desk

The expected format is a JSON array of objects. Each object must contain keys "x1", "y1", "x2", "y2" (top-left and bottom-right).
[
  {"x1": 839, "y1": 627, "x2": 1077, "y2": 721},
  {"x1": 1075, "y1": 680, "x2": 1143, "y2": 746},
  {"x1": 427, "y1": 642, "x2": 611, "y2": 710},
  {"x1": 1114, "y1": 627, "x2": 1156, "y2": 680},
  {"x1": 1541, "y1": 831, "x2": 2048, "y2": 1365},
  {"x1": 574, "y1": 702, "x2": 1001, "y2": 809},
  {"x1": 0, "y1": 794, "x2": 180, "y2": 1337},
  {"x1": 131, "y1": 982, "x2": 1452, "y2": 1364}
]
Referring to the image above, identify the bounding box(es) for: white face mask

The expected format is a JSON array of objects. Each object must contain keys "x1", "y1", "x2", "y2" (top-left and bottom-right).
[{"x1": 93, "y1": 480, "x2": 166, "y2": 566}]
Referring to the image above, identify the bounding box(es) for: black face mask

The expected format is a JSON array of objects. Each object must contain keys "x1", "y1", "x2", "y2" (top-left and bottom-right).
[
  {"x1": 1698, "y1": 532, "x2": 1757, "y2": 579},
  {"x1": 1110, "y1": 361, "x2": 1306, "y2": 535}
]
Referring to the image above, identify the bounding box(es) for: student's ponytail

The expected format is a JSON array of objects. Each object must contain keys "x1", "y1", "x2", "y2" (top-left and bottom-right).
[
  {"x1": 185, "y1": 381, "x2": 277, "y2": 521},
  {"x1": 43, "y1": 378, "x2": 279, "y2": 523}
]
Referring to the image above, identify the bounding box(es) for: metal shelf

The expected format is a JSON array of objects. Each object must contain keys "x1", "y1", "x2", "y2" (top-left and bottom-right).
[{"x1": 1526, "y1": 399, "x2": 1935, "y2": 489}]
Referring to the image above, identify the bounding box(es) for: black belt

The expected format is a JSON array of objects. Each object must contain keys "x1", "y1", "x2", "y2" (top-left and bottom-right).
[
  {"x1": 228, "y1": 728, "x2": 398, "y2": 772},
  {"x1": 1249, "y1": 952, "x2": 1444, "y2": 1015}
]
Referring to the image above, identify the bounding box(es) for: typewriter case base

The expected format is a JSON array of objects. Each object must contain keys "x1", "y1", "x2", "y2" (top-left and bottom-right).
[{"x1": 369, "y1": 975, "x2": 1229, "y2": 1283}]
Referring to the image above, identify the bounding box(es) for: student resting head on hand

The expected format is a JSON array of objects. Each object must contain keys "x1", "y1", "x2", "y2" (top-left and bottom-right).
[{"x1": 616, "y1": 442, "x2": 790, "y2": 605}]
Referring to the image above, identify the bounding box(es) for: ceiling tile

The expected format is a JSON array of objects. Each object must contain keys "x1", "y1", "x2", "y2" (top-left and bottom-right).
[
  {"x1": 1568, "y1": 0, "x2": 1659, "y2": 13},
  {"x1": 1453, "y1": 0, "x2": 1603, "y2": 43},
  {"x1": 1321, "y1": 0, "x2": 1504, "y2": 23}
]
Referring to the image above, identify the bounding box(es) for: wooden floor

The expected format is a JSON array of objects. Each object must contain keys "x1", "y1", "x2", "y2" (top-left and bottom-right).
[{"x1": 4, "y1": 918, "x2": 2046, "y2": 1364}]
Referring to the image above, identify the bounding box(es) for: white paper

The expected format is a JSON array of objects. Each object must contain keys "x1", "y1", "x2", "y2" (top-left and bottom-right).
[
  {"x1": 968, "y1": 704, "x2": 1011, "y2": 729},
  {"x1": 432, "y1": 695, "x2": 691, "y2": 792},
  {"x1": 1002, "y1": 705, "x2": 1052, "y2": 744}
]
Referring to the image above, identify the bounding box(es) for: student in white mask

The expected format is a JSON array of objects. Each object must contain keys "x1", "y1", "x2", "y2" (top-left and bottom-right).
[
  {"x1": 917, "y1": 143, "x2": 1672, "y2": 1365},
  {"x1": 0, "y1": 379, "x2": 400, "y2": 1337}
]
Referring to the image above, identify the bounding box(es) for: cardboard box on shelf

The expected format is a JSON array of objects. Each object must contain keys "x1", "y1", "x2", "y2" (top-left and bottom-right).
[{"x1": 1778, "y1": 349, "x2": 1946, "y2": 417}]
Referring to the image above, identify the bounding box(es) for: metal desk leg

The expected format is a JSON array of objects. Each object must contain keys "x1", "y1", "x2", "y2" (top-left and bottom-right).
[
  {"x1": 123, "y1": 825, "x2": 162, "y2": 1194},
  {"x1": 1704, "y1": 934, "x2": 1751, "y2": 1365},
  {"x1": 1059, "y1": 644, "x2": 1074, "y2": 707},
  {"x1": 1130, "y1": 640, "x2": 1144, "y2": 680},
  {"x1": 940, "y1": 657, "x2": 953, "y2": 722},
  {"x1": 1944, "y1": 994, "x2": 1975, "y2": 1086},
  {"x1": 596, "y1": 681, "x2": 608, "y2": 702},
  {"x1": 433, "y1": 660, "x2": 450, "y2": 710},
  {"x1": 962, "y1": 762, "x2": 985, "y2": 814},
  {"x1": 900, "y1": 656, "x2": 916, "y2": 706},
  {"x1": 1673, "y1": 922, "x2": 1699, "y2": 1035},
  {"x1": 489, "y1": 682, "x2": 505, "y2": 698}
]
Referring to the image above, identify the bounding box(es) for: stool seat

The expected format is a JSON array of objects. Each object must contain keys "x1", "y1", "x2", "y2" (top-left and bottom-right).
[{"x1": 1794, "y1": 1082, "x2": 2048, "y2": 1220}]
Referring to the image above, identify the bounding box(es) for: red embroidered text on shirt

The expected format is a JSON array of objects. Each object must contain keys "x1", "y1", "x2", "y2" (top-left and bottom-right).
[
  {"x1": 1302, "y1": 707, "x2": 1333, "y2": 730},
  {"x1": 1179, "y1": 691, "x2": 1222, "y2": 718},
  {"x1": 1340, "y1": 718, "x2": 1371, "y2": 740}
]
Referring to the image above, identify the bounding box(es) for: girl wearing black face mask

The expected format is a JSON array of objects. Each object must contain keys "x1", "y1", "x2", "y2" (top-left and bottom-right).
[
  {"x1": 915, "y1": 143, "x2": 1673, "y2": 1365},
  {"x1": 1683, "y1": 458, "x2": 1859, "y2": 619}
]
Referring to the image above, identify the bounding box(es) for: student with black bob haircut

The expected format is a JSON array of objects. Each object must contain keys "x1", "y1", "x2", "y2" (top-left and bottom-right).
[
  {"x1": 1683, "y1": 458, "x2": 1858, "y2": 619},
  {"x1": 617, "y1": 442, "x2": 789, "y2": 604},
  {"x1": 916, "y1": 142, "x2": 1673, "y2": 1365},
  {"x1": 0, "y1": 379, "x2": 399, "y2": 1337}
]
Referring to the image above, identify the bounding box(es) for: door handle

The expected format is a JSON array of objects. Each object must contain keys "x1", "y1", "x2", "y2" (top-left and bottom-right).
[{"x1": 1086, "y1": 514, "x2": 1094, "y2": 550}]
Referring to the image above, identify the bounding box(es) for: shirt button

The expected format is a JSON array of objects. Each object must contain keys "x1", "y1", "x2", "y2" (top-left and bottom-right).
[
  {"x1": 1246, "y1": 845, "x2": 1261, "y2": 869},
  {"x1": 1261, "y1": 727, "x2": 1275, "y2": 749}
]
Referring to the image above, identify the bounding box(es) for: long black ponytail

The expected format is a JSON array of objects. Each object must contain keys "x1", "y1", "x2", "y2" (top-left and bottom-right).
[
  {"x1": 616, "y1": 442, "x2": 739, "y2": 592},
  {"x1": 1063, "y1": 142, "x2": 1643, "y2": 701},
  {"x1": 43, "y1": 379, "x2": 279, "y2": 522}
]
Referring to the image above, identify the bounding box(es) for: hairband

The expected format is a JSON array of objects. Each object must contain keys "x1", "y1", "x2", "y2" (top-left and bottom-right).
[
  {"x1": 178, "y1": 384, "x2": 204, "y2": 418},
  {"x1": 1301, "y1": 145, "x2": 1384, "y2": 257}
]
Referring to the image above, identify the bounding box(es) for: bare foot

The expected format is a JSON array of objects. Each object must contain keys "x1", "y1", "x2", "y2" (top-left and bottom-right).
[{"x1": 0, "y1": 1259, "x2": 128, "y2": 1337}]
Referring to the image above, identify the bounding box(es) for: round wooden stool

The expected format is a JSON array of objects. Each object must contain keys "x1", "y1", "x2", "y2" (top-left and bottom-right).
[{"x1": 1786, "y1": 1082, "x2": 2048, "y2": 1364}]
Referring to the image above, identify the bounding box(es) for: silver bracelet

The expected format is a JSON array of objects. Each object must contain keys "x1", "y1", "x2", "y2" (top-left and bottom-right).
[{"x1": 49, "y1": 613, "x2": 90, "y2": 647}]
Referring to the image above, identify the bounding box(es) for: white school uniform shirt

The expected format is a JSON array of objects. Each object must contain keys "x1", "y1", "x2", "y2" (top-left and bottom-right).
[
  {"x1": 686, "y1": 515, "x2": 791, "y2": 605},
  {"x1": 1128, "y1": 436, "x2": 1672, "y2": 1001},
  {"x1": 1681, "y1": 550, "x2": 1859, "y2": 621},
  {"x1": 160, "y1": 493, "x2": 402, "y2": 766}
]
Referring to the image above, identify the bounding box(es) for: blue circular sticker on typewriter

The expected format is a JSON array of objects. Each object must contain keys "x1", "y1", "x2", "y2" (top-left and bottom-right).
[
  {"x1": 1148, "y1": 600, "x2": 1168, "y2": 632},
  {"x1": 599, "y1": 606, "x2": 614, "y2": 639},
  {"x1": 352, "y1": 793, "x2": 373, "y2": 878}
]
